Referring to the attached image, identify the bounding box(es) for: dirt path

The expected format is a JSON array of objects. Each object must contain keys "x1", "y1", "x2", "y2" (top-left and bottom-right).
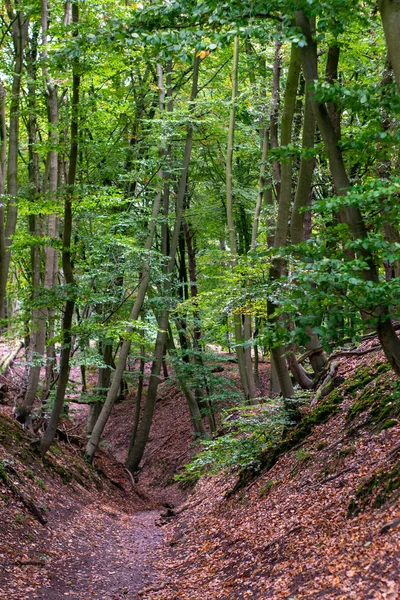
[{"x1": 20, "y1": 507, "x2": 164, "y2": 600}]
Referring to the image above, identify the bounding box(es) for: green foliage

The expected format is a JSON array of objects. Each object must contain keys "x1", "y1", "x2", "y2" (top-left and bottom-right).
[
  {"x1": 167, "y1": 346, "x2": 242, "y2": 409},
  {"x1": 2, "y1": 0, "x2": 400, "y2": 479},
  {"x1": 176, "y1": 400, "x2": 290, "y2": 482}
]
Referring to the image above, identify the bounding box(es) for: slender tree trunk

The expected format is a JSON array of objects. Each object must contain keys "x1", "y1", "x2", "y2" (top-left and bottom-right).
[
  {"x1": 0, "y1": 6, "x2": 29, "y2": 320},
  {"x1": 0, "y1": 82, "x2": 7, "y2": 320},
  {"x1": 128, "y1": 324, "x2": 146, "y2": 449},
  {"x1": 243, "y1": 315, "x2": 255, "y2": 394},
  {"x1": 251, "y1": 126, "x2": 270, "y2": 249},
  {"x1": 126, "y1": 311, "x2": 206, "y2": 474},
  {"x1": 125, "y1": 312, "x2": 168, "y2": 473},
  {"x1": 270, "y1": 40, "x2": 282, "y2": 200},
  {"x1": 274, "y1": 46, "x2": 300, "y2": 249},
  {"x1": 325, "y1": 45, "x2": 341, "y2": 140},
  {"x1": 268, "y1": 44, "x2": 301, "y2": 401},
  {"x1": 290, "y1": 87, "x2": 315, "y2": 244},
  {"x1": 87, "y1": 341, "x2": 113, "y2": 435},
  {"x1": 226, "y1": 37, "x2": 255, "y2": 401},
  {"x1": 183, "y1": 220, "x2": 216, "y2": 431},
  {"x1": 379, "y1": 0, "x2": 400, "y2": 92},
  {"x1": 165, "y1": 322, "x2": 206, "y2": 434},
  {"x1": 40, "y1": 2, "x2": 80, "y2": 456}
]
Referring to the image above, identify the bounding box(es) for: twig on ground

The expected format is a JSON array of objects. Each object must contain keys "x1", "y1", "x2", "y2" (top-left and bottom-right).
[
  {"x1": 138, "y1": 583, "x2": 167, "y2": 595},
  {"x1": 124, "y1": 467, "x2": 136, "y2": 488},
  {"x1": 326, "y1": 345, "x2": 381, "y2": 365}
]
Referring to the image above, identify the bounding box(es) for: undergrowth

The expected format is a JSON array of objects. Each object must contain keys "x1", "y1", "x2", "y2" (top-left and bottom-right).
[
  {"x1": 176, "y1": 399, "x2": 294, "y2": 484},
  {"x1": 178, "y1": 359, "x2": 395, "y2": 496}
]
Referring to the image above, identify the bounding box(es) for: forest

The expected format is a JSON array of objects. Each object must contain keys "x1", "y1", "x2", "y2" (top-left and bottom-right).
[{"x1": 0, "y1": 1, "x2": 399, "y2": 599}]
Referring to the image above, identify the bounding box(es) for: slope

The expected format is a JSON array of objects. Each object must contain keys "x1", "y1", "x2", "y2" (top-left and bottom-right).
[
  {"x1": 149, "y1": 341, "x2": 400, "y2": 599},
  {"x1": 0, "y1": 408, "x2": 163, "y2": 600}
]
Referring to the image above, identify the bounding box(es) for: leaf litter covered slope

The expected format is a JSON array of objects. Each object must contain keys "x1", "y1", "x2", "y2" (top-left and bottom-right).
[
  {"x1": 0, "y1": 410, "x2": 165, "y2": 600},
  {"x1": 148, "y1": 344, "x2": 400, "y2": 600},
  {"x1": 103, "y1": 375, "x2": 217, "y2": 506},
  {"x1": 0, "y1": 350, "x2": 206, "y2": 600}
]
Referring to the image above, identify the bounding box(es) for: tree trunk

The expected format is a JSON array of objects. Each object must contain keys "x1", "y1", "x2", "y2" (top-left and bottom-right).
[
  {"x1": 0, "y1": 82, "x2": 7, "y2": 321},
  {"x1": 165, "y1": 323, "x2": 206, "y2": 435},
  {"x1": 87, "y1": 341, "x2": 113, "y2": 436},
  {"x1": 128, "y1": 325, "x2": 146, "y2": 449},
  {"x1": 267, "y1": 44, "x2": 300, "y2": 401},
  {"x1": 274, "y1": 45, "x2": 300, "y2": 248},
  {"x1": 379, "y1": 0, "x2": 400, "y2": 92},
  {"x1": 270, "y1": 39, "x2": 282, "y2": 200},
  {"x1": 183, "y1": 220, "x2": 216, "y2": 431},
  {"x1": 325, "y1": 45, "x2": 341, "y2": 140},
  {"x1": 0, "y1": 5, "x2": 29, "y2": 320},
  {"x1": 226, "y1": 37, "x2": 255, "y2": 401},
  {"x1": 251, "y1": 126, "x2": 270, "y2": 249},
  {"x1": 269, "y1": 354, "x2": 281, "y2": 397},
  {"x1": 40, "y1": 1, "x2": 80, "y2": 456},
  {"x1": 125, "y1": 312, "x2": 168, "y2": 473},
  {"x1": 290, "y1": 86, "x2": 315, "y2": 244},
  {"x1": 286, "y1": 351, "x2": 313, "y2": 389}
]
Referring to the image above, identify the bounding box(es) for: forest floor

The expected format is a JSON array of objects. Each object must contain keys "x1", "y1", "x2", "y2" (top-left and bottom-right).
[
  {"x1": 0, "y1": 343, "x2": 199, "y2": 600},
  {"x1": 22, "y1": 507, "x2": 163, "y2": 600},
  {"x1": 147, "y1": 341, "x2": 400, "y2": 600},
  {"x1": 0, "y1": 340, "x2": 399, "y2": 599},
  {"x1": 0, "y1": 401, "x2": 167, "y2": 600}
]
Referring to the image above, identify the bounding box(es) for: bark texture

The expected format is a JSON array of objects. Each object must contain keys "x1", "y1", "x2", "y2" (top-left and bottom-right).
[{"x1": 379, "y1": 0, "x2": 400, "y2": 92}]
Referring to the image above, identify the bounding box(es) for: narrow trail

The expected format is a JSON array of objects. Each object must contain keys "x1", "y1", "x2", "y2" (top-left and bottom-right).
[{"x1": 22, "y1": 507, "x2": 164, "y2": 600}]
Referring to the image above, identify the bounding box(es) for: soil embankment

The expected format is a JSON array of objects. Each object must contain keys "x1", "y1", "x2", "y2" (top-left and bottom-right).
[
  {"x1": 0, "y1": 346, "x2": 196, "y2": 600},
  {"x1": 149, "y1": 342, "x2": 400, "y2": 599}
]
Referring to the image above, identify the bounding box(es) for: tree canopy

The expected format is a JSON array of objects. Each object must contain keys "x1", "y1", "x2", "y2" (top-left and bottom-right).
[{"x1": 0, "y1": 0, "x2": 399, "y2": 462}]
